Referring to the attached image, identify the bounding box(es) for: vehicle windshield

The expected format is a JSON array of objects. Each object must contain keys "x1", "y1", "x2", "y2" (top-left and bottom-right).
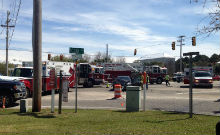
[
  {"x1": 194, "y1": 72, "x2": 211, "y2": 77},
  {"x1": 12, "y1": 68, "x2": 33, "y2": 77},
  {"x1": 117, "y1": 76, "x2": 131, "y2": 81}
]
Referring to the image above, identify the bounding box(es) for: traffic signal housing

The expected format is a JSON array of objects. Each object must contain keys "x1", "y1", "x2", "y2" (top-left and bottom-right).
[
  {"x1": 48, "y1": 54, "x2": 51, "y2": 60},
  {"x1": 172, "y1": 42, "x2": 175, "y2": 50},
  {"x1": 60, "y1": 54, "x2": 63, "y2": 61},
  {"x1": 192, "y1": 36, "x2": 196, "y2": 46},
  {"x1": 134, "y1": 49, "x2": 137, "y2": 56}
]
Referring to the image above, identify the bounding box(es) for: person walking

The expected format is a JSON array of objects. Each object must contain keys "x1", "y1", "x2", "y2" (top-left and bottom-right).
[
  {"x1": 140, "y1": 73, "x2": 144, "y2": 90},
  {"x1": 165, "y1": 74, "x2": 170, "y2": 86}
]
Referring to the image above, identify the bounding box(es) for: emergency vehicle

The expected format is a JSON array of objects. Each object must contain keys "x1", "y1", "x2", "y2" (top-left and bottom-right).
[
  {"x1": 144, "y1": 65, "x2": 167, "y2": 84},
  {"x1": 10, "y1": 61, "x2": 75, "y2": 97},
  {"x1": 0, "y1": 62, "x2": 105, "y2": 97},
  {"x1": 184, "y1": 66, "x2": 213, "y2": 84},
  {"x1": 77, "y1": 63, "x2": 105, "y2": 87},
  {"x1": 102, "y1": 63, "x2": 167, "y2": 84}
]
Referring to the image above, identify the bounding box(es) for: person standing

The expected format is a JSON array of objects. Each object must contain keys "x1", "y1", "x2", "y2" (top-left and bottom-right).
[{"x1": 165, "y1": 74, "x2": 170, "y2": 86}]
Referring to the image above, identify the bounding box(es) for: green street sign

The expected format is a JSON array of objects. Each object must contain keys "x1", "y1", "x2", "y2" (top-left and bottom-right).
[{"x1": 69, "y1": 48, "x2": 84, "y2": 54}]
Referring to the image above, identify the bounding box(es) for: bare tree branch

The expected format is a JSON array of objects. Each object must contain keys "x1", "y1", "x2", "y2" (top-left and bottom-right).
[{"x1": 192, "y1": 0, "x2": 220, "y2": 36}]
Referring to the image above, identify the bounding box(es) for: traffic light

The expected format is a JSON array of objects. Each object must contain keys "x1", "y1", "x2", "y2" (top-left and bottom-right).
[
  {"x1": 172, "y1": 42, "x2": 175, "y2": 50},
  {"x1": 48, "y1": 54, "x2": 51, "y2": 60},
  {"x1": 134, "y1": 49, "x2": 137, "y2": 56},
  {"x1": 60, "y1": 54, "x2": 63, "y2": 61},
  {"x1": 192, "y1": 36, "x2": 196, "y2": 46}
]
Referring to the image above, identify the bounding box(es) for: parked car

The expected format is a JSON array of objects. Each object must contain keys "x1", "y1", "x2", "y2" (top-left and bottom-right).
[
  {"x1": 193, "y1": 71, "x2": 213, "y2": 88},
  {"x1": 112, "y1": 76, "x2": 132, "y2": 91},
  {"x1": 0, "y1": 79, "x2": 27, "y2": 107},
  {"x1": 213, "y1": 75, "x2": 220, "y2": 81},
  {"x1": 172, "y1": 72, "x2": 184, "y2": 82}
]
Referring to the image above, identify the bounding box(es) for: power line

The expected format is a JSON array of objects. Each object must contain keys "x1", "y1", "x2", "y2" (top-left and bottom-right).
[{"x1": 9, "y1": 0, "x2": 21, "y2": 47}]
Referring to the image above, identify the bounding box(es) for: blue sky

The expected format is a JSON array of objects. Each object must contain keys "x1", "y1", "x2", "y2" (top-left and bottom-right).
[{"x1": 0, "y1": 0, "x2": 219, "y2": 63}]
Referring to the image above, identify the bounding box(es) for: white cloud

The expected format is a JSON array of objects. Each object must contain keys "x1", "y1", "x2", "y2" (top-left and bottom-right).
[{"x1": 179, "y1": 4, "x2": 219, "y2": 16}]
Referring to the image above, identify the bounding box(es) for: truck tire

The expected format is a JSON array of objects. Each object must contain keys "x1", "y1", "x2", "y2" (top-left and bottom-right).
[
  {"x1": 156, "y1": 78, "x2": 163, "y2": 84},
  {"x1": 83, "y1": 83, "x2": 88, "y2": 88},
  {"x1": 23, "y1": 88, "x2": 29, "y2": 99},
  {"x1": 27, "y1": 88, "x2": 32, "y2": 98},
  {"x1": 88, "y1": 80, "x2": 94, "y2": 88}
]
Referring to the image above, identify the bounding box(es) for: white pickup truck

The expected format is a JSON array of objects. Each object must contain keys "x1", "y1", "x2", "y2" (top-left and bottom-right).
[{"x1": 193, "y1": 71, "x2": 213, "y2": 88}]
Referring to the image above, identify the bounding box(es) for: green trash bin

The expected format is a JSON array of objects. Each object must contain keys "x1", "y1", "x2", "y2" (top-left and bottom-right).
[{"x1": 126, "y1": 86, "x2": 141, "y2": 112}]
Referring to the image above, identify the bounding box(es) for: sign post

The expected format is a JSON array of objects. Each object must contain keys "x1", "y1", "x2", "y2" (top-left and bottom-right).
[
  {"x1": 75, "y1": 61, "x2": 78, "y2": 113},
  {"x1": 62, "y1": 78, "x2": 69, "y2": 102},
  {"x1": 58, "y1": 70, "x2": 63, "y2": 114},
  {"x1": 143, "y1": 72, "x2": 146, "y2": 111},
  {"x1": 50, "y1": 68, "x2": 55, "y2": 113},
  {"x1": 69, "y1": 47, "x2": 84, "y2": 113},
  {"x1": 183, "y1": 52, "x2": 199, "y2": 118}
]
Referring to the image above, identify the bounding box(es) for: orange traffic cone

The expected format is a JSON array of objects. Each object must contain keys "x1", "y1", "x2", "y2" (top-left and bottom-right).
[{"x1": 2, "y1": 97, "x2": 5, "y2": 109}]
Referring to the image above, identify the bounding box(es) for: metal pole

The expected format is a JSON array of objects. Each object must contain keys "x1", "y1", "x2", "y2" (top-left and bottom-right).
[
  {"x1": 51, "y1": 89, "x2": 55, "y2": 113},
  {"x1": 178, "y1": 36, "x2": 185, "y2": 73},
  {"x1": 5, "y1": 11, "x2": 9, "y2": 76},
  {"x1": 180, "y1": 43, "x2": 182, "y2": 72},
  {"x1": 32, "y1": 0, "x2": 42, "y2": 112},
  {"x1": 106, "y1": 44, "x2": 108, "y2": 63},
  {"x1": 75, "y1": 62, "x2": 78, "y2": 113},
  {"x1": 1, "y1": 11, "x2": 14, "y2": 76},
  {"x1": 143, "y1": 72, "x2": 146, "y2": 111},
  {"x1": 189, "y1": 55, "x2": 193, "y2": 118},
  {"x1": 58, "y1": 70, "x2": 63, "y2": 114}
]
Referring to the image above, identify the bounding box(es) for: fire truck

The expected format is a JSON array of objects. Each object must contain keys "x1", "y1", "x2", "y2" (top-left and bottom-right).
[
  {"x1": 102, "y1": 63, "x2": 167, "y2": 84},
  {"x1": 9, "y1": 61, "x2": 75, "y2": 97},
  {"x1": 77, "y1": 63, "x2": 104, "y2": 88},
  {"x1": 0, "y1": 61, "x2": 105, "y2": 97},
  {"x1": 144, "y1": 65, "x2": 167, "y2": 84}
]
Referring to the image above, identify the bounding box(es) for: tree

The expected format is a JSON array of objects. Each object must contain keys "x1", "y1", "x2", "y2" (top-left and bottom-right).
[
  {"x1": 210, "y1": 53, "x2": 220, "y2": 64},
  {"x1": 51, "y1": 55, "x2": 73, "y2": 62},
  {"x1": 192, "y1": 0, "x2": 220, "y2": 35},
  {"x1": 0, "y1": 62, "x2": 15, "y2": 75},
  {"x1": 51, "y1": 54, "x2": 91, "y2": 63},
  {"x1": 93, "y1": 51, "x2": 113, "y2": 64}
]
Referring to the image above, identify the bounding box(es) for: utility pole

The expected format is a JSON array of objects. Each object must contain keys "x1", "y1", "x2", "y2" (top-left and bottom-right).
[
  {"x1": 32, "y1": 0, "x2": 42, "y2": 112},
  {"x1": 1, "y1": 11, "x2": 15, "y2": 76},
  {"x1": 177, "y1": 36, "x2": 185, "y2": 73},
  {"x1": 106, "y1": 44, "x2": 108, "y2": 63}
]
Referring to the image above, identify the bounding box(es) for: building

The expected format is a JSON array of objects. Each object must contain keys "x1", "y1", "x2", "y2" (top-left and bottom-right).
[{"x1": 136, "y1": 53, "x2": 175, "y2": 75}]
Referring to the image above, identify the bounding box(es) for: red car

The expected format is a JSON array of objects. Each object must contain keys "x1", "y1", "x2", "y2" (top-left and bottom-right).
[{"x1": 213, "y1": 75, "x2": 220, "y2": 81}]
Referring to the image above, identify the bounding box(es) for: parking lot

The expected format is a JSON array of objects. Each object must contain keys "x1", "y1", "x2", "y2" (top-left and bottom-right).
[{"x1": 12, "y1": 81, "x2": 220, "y2": 116}]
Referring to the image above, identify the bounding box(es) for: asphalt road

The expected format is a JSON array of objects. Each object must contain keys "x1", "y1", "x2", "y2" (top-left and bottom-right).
[{"x1": 12, "y1": 81, "x2": 220, "y2": 116}]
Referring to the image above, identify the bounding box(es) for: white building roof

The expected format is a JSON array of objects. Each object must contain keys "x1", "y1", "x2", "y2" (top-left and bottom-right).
[{"x1": 139, "y1": 53, "x2": 175, "y2": 60}]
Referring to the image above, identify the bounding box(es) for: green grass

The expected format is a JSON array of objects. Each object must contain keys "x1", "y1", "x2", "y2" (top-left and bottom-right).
[{"x1": 0, "y1": 109, "x2": 218, "y2": 135}]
